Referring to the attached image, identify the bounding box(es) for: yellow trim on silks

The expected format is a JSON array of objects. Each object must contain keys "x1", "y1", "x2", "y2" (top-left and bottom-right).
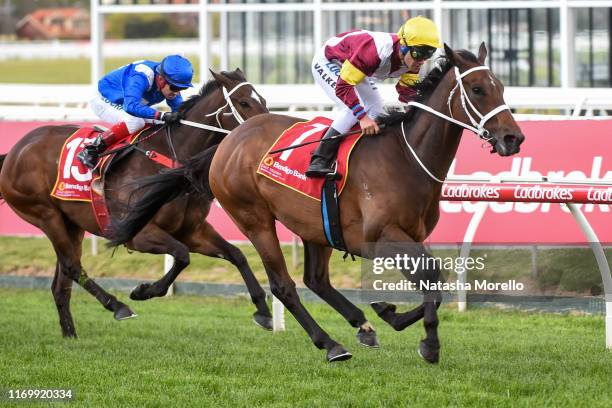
[
  {"x1": 398, "y1": 73, "x2": 420, "y2": 87},
  {"x1": 397, "y1": 16, "x2": 442, "y2": 48},
  {"x1": 340, "y1": 60, "x2": 367, "y2": 85}
]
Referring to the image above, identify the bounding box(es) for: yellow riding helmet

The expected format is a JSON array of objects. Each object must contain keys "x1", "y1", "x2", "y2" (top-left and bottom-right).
[{"x1": 397, "y1": 16, "x2": 442, "y2": 49}]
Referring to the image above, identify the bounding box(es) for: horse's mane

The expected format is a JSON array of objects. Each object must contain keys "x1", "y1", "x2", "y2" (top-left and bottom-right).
[
  {"x1": 178, "y1": 70, "x2": 246, "y2": 115},
  {"x1": 377, "y1": 50, "x2": 479, "y2": 127}
]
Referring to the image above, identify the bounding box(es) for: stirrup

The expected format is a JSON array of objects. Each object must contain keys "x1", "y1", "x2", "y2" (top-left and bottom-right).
[
  {"x1": 306, "y1": 162, "x2": 334, "y2": 178},
  {"x1": 325, "y1": 161, "x2": 341, "y2": 181},
  {"x1": 77, "y1": 151, "x2": 97, "y2": 169}
]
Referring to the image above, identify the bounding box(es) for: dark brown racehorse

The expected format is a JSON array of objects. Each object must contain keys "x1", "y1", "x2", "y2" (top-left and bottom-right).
[
  {"x1": 0, "y1": 69, "x2": 272, "y2": 338},
  {"x1": 109, "y1": 44, "x2": 525, "y2": 362}
]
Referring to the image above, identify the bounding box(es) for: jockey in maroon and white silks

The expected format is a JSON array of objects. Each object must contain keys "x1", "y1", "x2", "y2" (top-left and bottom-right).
[
  {"x1": 306, "y1": 16, "x2": 442, "y2": 178},
  {"x1": 317, "y1": 30, "x2": 417, "y2": 125}
]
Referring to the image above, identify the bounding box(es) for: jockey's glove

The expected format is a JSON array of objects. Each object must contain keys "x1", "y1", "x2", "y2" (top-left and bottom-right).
[{"x1": 160, "y1": 111, "x2": 184, "y2": 125}]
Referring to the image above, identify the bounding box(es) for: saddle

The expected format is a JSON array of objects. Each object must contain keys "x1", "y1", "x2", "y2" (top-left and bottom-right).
[
  {"x1": 51, "y1": 126, "x2": 179, "y2": 235},
  {"x1": 257, "y1": 117, "x2": 363, "y2": 252}
]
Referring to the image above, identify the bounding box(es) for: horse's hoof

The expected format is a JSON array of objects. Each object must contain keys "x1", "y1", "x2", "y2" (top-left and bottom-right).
[
  {"x1": 417, "y1": 340, "x2": 440, "y2": 364},
  {"x1": 114, "y1": 304, "x2": 137, "y2": 321},
  {"x1": 370, "y1": 301, "x2": 396, "y2": 316},
  {"x1": 130, "y1": 283, "x2": 156, "y2": 301},
  {"x1": 357, "y1": 328, "x2": 380, "y2": 348},
  {"x1": 252, "y1": 312, "x2": 273, "y2": 331},
  {"x1": 327, "y1": 344, "x2": 352, "y2": 363}
]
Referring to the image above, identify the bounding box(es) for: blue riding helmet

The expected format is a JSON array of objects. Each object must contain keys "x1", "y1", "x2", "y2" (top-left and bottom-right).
[{"x1": 156, "y1": 55, "x2": 194, "y2": 89}]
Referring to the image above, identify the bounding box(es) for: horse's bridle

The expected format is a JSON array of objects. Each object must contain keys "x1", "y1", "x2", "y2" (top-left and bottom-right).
[
  {"x1": 407, "y1": 65, "x2": 510, "y2": 140},
  {"x1": 401, "y1": 64, "x2": 511, "y2": 183},
  {"x1": 156, "y1": 81, "x2": 255, "y2": 166},
  {"x1": 171, "y1": 81, "x2": 256, "y2": 135},
  {"x1": 203, "y1": 81, "x2": 254, "y2": 129}
]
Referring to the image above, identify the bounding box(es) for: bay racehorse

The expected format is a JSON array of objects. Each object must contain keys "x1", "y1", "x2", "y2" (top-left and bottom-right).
[
  {"x1": 108, "y1": 44, "x2": 525, "y2": 362},
  {"x1": 0, "y1": 69, "x2": 272, "y2": 338}
]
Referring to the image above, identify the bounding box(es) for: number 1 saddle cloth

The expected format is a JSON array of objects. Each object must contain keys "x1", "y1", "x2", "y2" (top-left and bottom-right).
[{"x1": 256, "y1": 117, "x2": 363, "y2": 201}]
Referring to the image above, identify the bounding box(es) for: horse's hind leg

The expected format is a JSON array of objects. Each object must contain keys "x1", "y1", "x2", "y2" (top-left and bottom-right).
[
  {"x1": 42, "y1": 212, "x2": 136, "y2": 321},
  {"x1": 126, "y1": 224, "x2": 190, "y2": 301},
  {"x1": 51, "y1": 261, "x2": 76, "y2": 338},
  {"x1": 302, "y1": 241, "x2": 379, "y2": 347},
  {"x1": 183, "y1": 221, "x2": 272, "y2": 331}
]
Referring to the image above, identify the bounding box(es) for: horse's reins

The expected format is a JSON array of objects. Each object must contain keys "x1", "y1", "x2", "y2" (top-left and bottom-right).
[
  {"x1": 269, "y1": 125, "x2": 387, "y2": 155},
  {"x1": 271, "y1": 66, "x2": 509, "y2": 166},
  {"x1": 98, "y1": 81, "x2": 253, "y2": 159},
  {"x1": 402, "y1": 65, "x2": 511, "y2": 183}
]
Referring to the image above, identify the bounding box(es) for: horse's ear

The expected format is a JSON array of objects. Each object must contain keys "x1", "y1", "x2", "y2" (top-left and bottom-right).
[
  {"x1": 443, "y1": 43, "x2": 457, "y2": 66},
  {"x1": 234, "y1": 67, "x2": 246, "y2": 80},
  {"x1": 209, "y1": 69, "x2": 227, "y2": 86},
  {"x1": 478, "y1": 42, "x2": 488, "y2": 64}
]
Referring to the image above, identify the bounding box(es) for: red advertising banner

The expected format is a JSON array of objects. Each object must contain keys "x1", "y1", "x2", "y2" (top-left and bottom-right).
[{"x1": 1, "y1": 120, "x2": 610, "y2": 243}]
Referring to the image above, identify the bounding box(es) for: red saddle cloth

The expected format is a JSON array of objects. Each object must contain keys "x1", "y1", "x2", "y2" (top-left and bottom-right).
[
  {"x1": 257, "y1": 117, "x2": 363, "y2": 201},
  {"x1": 51, "y1": 127, "x2": 149, "y2": 234},
  {"x1": 51, "y1": 127, "x2": 99, "y2": 202}
]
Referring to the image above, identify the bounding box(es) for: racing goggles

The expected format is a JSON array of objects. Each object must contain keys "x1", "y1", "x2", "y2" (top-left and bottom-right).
[
  {"x1": 168, "y1": 84, "x2": 188, "y2": 92},
  {"x1": 409, "y1": 46, "x2": 436, "y2": 61}
]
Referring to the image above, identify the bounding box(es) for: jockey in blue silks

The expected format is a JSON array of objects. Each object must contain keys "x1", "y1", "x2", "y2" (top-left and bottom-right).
[{"x1": 78, "y1": 54, "x2": 194, "y2": 169}]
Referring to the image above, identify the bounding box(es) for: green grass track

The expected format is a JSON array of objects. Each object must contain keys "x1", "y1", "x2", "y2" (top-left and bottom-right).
[{"x1": 0, "y1": 288, "x2": 610, "y2": 407}]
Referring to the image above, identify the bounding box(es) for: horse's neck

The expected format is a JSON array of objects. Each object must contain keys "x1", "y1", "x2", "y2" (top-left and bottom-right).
[{"x1": 405, "y1": 73, "x2": 464, "y2": 184}]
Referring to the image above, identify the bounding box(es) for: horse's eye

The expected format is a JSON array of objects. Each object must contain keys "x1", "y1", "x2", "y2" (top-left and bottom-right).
[
  {"x1": 472, "y1": 87, "x2": 482, "y2": 95},
  {"x1": 239, "y1": 101, "x2": 249, "y2": 107}
]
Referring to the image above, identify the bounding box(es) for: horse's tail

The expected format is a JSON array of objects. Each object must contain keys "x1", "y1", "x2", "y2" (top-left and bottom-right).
[
  {"x1": 0, "y1": 154, "x2": 6, "y2": 201},
  {"x1": 107, "y1": 144, "x2": 219, "y2": 247}
]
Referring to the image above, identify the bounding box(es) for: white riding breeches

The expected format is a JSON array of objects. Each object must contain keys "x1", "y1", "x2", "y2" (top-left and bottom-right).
[
  {"x1": 311, "y1": 50, "x2": 385, "y2": 134},
  {"x1": 89, "y1": 93, "x2": 157, "y2": 134}
]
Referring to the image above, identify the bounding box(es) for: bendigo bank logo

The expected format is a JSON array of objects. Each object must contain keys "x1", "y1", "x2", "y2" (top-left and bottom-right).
[
  {"x1": 58, "y1": 182, "x2": 66, "y2": 191},
  {"x1": 263, "y1": 156, "x2": 274, "y2": 167}
]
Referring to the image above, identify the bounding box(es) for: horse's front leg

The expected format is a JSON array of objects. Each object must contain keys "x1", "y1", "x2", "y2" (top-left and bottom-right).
[
  {"x1": 302, "y1": 240, "x2": 379, "y2": 347},
  {"x1": 365, "y1": 225, "x2": 442, "y2": 363}
]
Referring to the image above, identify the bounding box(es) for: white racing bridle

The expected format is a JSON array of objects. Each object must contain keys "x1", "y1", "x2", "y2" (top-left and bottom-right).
[
  {"x1": 402, "y1": 65, "x2": 511, "y2": 183},
  {"x1": 167, "y1": 81, "x2": 256, "y2": 134},
  {"x1": 202, "y1": 81, "x2": 255, "y2": 130}
]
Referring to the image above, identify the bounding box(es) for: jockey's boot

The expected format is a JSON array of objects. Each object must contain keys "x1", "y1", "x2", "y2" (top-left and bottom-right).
[
  {"x1": 77, "y1": 134, "x2": 107, "y2": 169},
  {"x1": 305, "y1": 127, "x2": 342, "y2": 178},
  {"x1": 77, "y1": 122, "x2": 130, "y2": 169}
]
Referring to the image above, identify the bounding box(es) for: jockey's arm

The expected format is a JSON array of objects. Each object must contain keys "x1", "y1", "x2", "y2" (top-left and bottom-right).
[
  {"x1": 336, "y1": 61, "x2": 380, "y2": 135},
  {"x1": 335, "y1": 61, "x2": 367, "y2": 120},
  {"x1": 123, "y1": 74, "x2": 159, "y2": 120},
  {"x1": 396, "y1": 72, "x2": 420, "y2": 103},
  {"x1": 334, "y1": 36, "x2": 383, "y2": 122}
]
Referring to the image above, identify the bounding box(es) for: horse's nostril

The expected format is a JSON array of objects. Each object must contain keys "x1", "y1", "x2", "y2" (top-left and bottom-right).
[{"x1": 504, "y1": 134, "x2": 518, "y2": 145}]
